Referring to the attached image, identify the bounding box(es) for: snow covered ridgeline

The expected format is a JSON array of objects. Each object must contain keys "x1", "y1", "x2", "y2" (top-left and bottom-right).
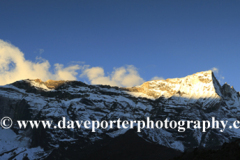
[
  {"x1": 125, "y1": 70, "x2": 225, "y2": 107},
  {"x1": 126, "y1": 70, "x2": 222, "y2": 99},
  {"x1": 24, "y1": 70, "x2": 223, "y2": 102}
]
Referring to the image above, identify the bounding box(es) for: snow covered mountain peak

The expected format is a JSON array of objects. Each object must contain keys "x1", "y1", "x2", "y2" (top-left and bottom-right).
[{"x1": 126, "y1": 70, "x2": 222, "y2": 100}]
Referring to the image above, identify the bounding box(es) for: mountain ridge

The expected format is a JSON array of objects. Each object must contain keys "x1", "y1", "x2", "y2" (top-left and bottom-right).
[
  {"x1": 25, "y1": 70, "x2": 228, "y2": 98},
  {"x1": 1, "y1": 70, "x2": 240, "y2": 159}
]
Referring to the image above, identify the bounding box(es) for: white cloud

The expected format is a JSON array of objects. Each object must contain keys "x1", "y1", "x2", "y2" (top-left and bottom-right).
[
  {"x1": 54, "y1": 63, "x2": 80, "y2": 80},
  {"x1": 0, "y1": 39, "x2": 81, "y2": 85},
  {"x1": 151, "y1": 76, "x2": 164, "y2": 81},
  {"x1": 0, "y1": 39, "x2": 152, "y2": 87},
  {"x1": 80, "y1": 65, "x2": 144, "y2": 87}
]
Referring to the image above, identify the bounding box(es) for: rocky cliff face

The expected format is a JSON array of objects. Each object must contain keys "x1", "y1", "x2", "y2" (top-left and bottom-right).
[{"x1": 1, "y1": 70, "x2": 240, "y2": 159}]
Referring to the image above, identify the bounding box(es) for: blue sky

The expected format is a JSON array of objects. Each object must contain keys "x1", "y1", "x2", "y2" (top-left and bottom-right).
[{"x1": 0, "y1": 1, "x2": 240, "y2": 90}]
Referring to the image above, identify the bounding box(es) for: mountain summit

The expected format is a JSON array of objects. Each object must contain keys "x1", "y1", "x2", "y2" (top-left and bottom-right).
[
  {"x1": 125, "y1": 70, "x2": 227, "y2": 110},
  {"x1": 127, "y1": 70, "x2": 222, "y2": 99}
]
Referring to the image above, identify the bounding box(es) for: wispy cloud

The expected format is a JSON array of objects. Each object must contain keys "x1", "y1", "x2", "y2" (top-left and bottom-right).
[
  {"x1": 211, "y1": 67, "x2": 225, "y2": 84},
  {"x1": 151, "y1": 76, "x2": 164, "y2": 81},
  {"x1": 39, "y1": 49, "x2": 44, "y2": 55},
  {"x1": 211, "y1": 67, "x2": 219, "y2": 74}
]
